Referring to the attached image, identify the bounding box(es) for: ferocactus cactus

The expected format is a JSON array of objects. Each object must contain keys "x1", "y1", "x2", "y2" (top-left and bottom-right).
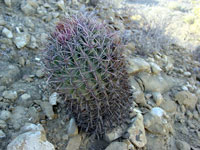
[{"x1": 43, "y1": 14, "x2": 132, "y2": 137}]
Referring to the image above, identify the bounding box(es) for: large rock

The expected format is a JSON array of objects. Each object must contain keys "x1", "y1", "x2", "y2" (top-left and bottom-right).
[
  {"x1": 175, "y1": 91, "x2": 198, "y2": 110},
  {"x1": 0, "y1": 61, "x2": 21, "y2": 86},
  {"x1": 127, "y1": 57, "x2": 151, "y2": 75},
  {"x1": 7, "y1": 123, "x2": 55, "y2": 150},
  {"x1": 144, "y1": 107, "x2": 172, "y2": 135},
  {"x1": 135, "y1": 72, "x2": 182, "y2": 93},
  {"x1": 127, "y1": 113, "x2": 147, "y2": 148},
  {"x1": 105, "y1": 142, "x2": 128, "y2": 150}
]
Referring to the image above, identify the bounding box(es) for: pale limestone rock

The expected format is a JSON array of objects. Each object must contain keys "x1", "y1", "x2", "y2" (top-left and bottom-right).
[
  {"x1": 127, "y1": 57, "x2": 151, "y2": 75},
  {"x1": 14, "y1": 34, "x2": 30, "y2": 49},
  {"x1": 144, "y1": 107, "x2": 173, "y2": 135},
  {"x1": 2, "y1": 28, "x2": 13, "y2": 38},
  {"x1": 127, "y1": 113, "x2": 147, "y2": 148},
  {"x1": 49, "y1": 92, "x2": 58, "y2": 106},
  {"x1": 175, "y1": 91, "x2": 198, "y2": 110},
  {"x1": 7, "y1": 123, "x2": 55, "y2": 150}
]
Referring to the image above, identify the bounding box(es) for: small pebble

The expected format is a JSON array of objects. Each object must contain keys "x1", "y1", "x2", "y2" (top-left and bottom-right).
[
  {"x1": 2, "y1": 28, "x2": 13, "y2": 38},
  {"x1": 36, "y1": 69, "x2": 44, "y2": 78},
  {"x1": 184, "y1": 72, "x2": 191, "y2": 77}
]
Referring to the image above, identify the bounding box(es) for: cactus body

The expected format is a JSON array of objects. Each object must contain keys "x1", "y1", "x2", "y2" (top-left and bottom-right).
[{"x1": 43, "y1": 14, "x2": 132, "y2": 137}]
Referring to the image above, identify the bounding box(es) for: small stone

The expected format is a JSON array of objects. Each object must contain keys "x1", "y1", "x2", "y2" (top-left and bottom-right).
[
  {"x1": 21, "y1": 1, "x2": 36, "y2": 15},
  {"x1": 3, "y1": 90, "x2": 18, "y2": 100},
  {"x1": 123, "y1": 139, "x2": 135, "y2": 150},
  {"x1": 28, "y1": 107, "x2": 39, "y2": 123},
  {"x1": 187, "y1": 120, "x2": 195, "y2": 129},
  {"x1": 125, "y1": 43, "x2": 135, "y2": 52},
  {"x1": 7, "y1": 124, "x2": 55, "y2": 150},
  {"x1": 0, "y1": 15, "x2": 6, "y2": 25},
  {"x1": 57, "y1": 0, "x2": 65, "y2": 11},
  {"x1": 19, "y1": 57, "x2": 26, "y2": 66},
  {"x1": 14, "y1": 33, "x2": 30, "y2": 49},
  {"x1": 66, "y1": 135, "x2": 81, "y2": 150},
  {"x1": 127, "y1": 57, "x2": 151, "y2": 75},
  {"x1": 4, "y1": 0, "x2": 11, "y2": 7},
  {"x1": 152, "y1": 92, "x2": 163, "y2": 106},
  {"x1": 37, "y1": 6, "x2": 47, "y2": 16},
  {"x1": 127, "y1": 113, "x2": 147, "y2": 148},
  {"x1": 175, "y1": 91, "x2": 198, "y2": 110},
  {"x1": 35, "y1": 100, "x2": 55, "y2": 120},
  {"x1": 62, "y1": 134, "x2": 69, "y2": 141},
  {"x1": 181, "y1": 105, "x2": 186, "y2": 113},
  {"x1": 24, "y1": 17, "x2": 34, "y2": 28},
  {"x1": 184, "y1": 72, "x2": 191, "y2": 77},
  {"x1": 0, "y1": 120, "x2": 7, "y2": 129},
  {"x1": 176, "y1": 140, "x2": 190, "y2": 150},
  {"x1": 36, "y1": 69, "x2": 44, "y2": 78},
  {"x1": 49, "y1": 92, "x2": 58, "y2": 106},
  {"x1": 186, "y1": 110, "x2": 193, "y2": 119},
  {"x1": 0, "y1": 130, "x2": 6, "y2": 138},
  {"x1": 17, "y1": 93, "x2": 32, "y2": 107},
  {"x1": 105, "y1": 142, "x2": 128, "y2": 150},
  {"x1": 28, "y1": 36, "x2": 38, "y2": 49},
  {"x1": 193, "y1": 111, "x2": 199, "y2": 120},
  {"x1": 2, "y1": 28, "x2": 13, "y2": 38},
  {"x1": 133, "y1": 90, "x2": 146, "y2": 106},
  {"x1": 67, "y1": 118, "x2": 78, "y2": 137},
  {"x1": 164, "y1": 62, "x2": 174, "y2": 72},
  {"x1": 0, "y1": 110, "x2": 11, "y2": 121},
  {"x1": 104, "y1": 126, "x2": 125, "y2": 142},
  {"x1": 0, "y1": 62, "x2": 20, "y2": 86},
  {"x1": 182, "y1": 86, "x2": 188, "y2": 91},
  {"x1": 150, "y1": 62, "x2": 162, "y2": 74},
  {"x1": 40, "y1": 120, "x2": 46, "y2": 124},
  {"x1": 21, "y1": 93, "x2": 31, "y2": 101}
]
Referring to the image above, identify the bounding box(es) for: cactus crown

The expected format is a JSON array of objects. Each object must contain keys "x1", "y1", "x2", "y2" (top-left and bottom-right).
[{"x1": 43, "y1": 14, "x2": 132, "y2": 137}]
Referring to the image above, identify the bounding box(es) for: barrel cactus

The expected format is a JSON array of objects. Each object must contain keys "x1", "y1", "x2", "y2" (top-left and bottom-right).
[{"x1": 43, "y1": 14, "x2": 132, "y2": 137}]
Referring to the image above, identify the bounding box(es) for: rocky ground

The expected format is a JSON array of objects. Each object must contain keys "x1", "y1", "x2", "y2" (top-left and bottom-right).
[{"x1": 0, "y1": 0, "x2": 200, "y2": 150}]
